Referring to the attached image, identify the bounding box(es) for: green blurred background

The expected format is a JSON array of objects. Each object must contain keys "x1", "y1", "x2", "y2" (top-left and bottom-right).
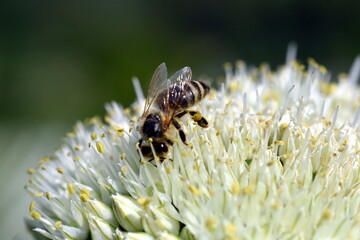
[{"x1": 0, "y1": 0, "x2": 359, "y2": 239}]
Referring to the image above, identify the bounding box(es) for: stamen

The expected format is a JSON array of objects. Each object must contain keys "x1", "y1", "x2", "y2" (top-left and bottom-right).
[{"x1": 96, "y1": 141, "x2": 105, "y2": 153}]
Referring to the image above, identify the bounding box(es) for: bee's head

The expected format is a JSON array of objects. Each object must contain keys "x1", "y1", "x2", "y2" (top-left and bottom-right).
[{"x1": 142, "y1": 113, "x2": 162, "y2": 138}]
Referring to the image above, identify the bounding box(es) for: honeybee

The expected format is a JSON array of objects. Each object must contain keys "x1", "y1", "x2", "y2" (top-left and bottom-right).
[{"x1": 138, "y1": 63, "x2": 210, "y2": 159}]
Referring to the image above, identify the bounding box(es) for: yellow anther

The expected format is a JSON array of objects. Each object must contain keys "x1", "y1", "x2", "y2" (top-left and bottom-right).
[
  {"x1": 30, "y1": 211, "x2": 42, "y2": 220},
  {"x1": 124, "y1": 108, "x2": 131, "y2": 115},
  {"x1": 189, "y1": 185, "x2": 202, "y2": 196},
  {"x1": 258, "y1": 117, "x2": 264, "y2": 122},
  {"x1": 322, "y1": 209, "x2": 331, "y2": 220},
  {"x1": 66, "y1": 132, "x2": 75, "y2": 137},
  {"x1": 121, "y1": 166, "x2": 128, "y2": 173},
  {"x1": 101, "y1": 133, "x2": 106, "y2": 138},
  {"x1": 67, "y1": 184, "x2": 75, "y2": 195},
  {"x1": 96, "y1": 141, "x2": 105, "y2": 153},
  {"x1": 113, "y1": 126, "x2": 125, "y2": 136},
  {"x1": 249, "y1": 141, "x2": 255, "y2": 145},
  {"x1": 39, "y1": 157, "x2": 50, "y2": 163},
  {"x1": 91, "y1": 132, "x2": 98, "y2": 140},
  {"x1": 229, "y1": 81, "x2": 240, "y2": 92},
  {"x1": 166, "y1": 166, "x2": 172, "y2": 174},
  {"x1": 56, "y1": 168, "x2": 64, "y2": 174},
  {"x1": 40, "y1": 166, "x2": 46, "y2": 170},
  {"x1": 148, "y1": 138, "x2": 153, "y2": 143},
  {"x1": 46, "y1": 192, "x2": 51, "y2": 200},
  {"x1": 100, "y1": 125, "x2": 106, "y2": 129},
  {"x1": 34, "y1": 192, "x2": 44, "y2": 197},
  {"x1": 79, "y1": 193, "x2": 89, "y2": 202},
  {"x1": 55, "y1": 221, "x2": 62, "y2": 229},
  {"x1": 74, "y1": 157, "x2": 80, "y2": 161},
  {"x1": 205, "y1": 216, "x2": 217, "y2": 230},
  {"x1": 28, "y1": 178, "x2": 34, "y2": 183},
  {"x1": 296, "y1": 130, "x2": 303, "y2": 137},
  {"x1": 280, "y1": 123, "x2": 288, "y2": 130},
  {"x1": 226, "y1": 101, "x2": 233, "y2": 107},
  {"x1": 245, "y1": 136, "x2": 251, "y2": 141},
  {"x1": 74, "y1": 146, "x2": 81, "y2": 151},
  {"x1": 120, "y1": 153, "x2": 126, "y2": 160},
  {"x1": 27, "y1": 168, "x2": 35, "y2": 174},
  {"x1": 29, "y1": 201, "x2": 35, "y2": 211},
  {"x1": 321, "y1": 82, "x2": 337, "y2": 95},
  {"x1": 181, "y1": 151, "x2": 187, "y2": 157},
  {"x1": 243, "y1": 185, "x2": 255, "y2": 195},
  {"x1": 140, "y1": 160, "x2": 147, "y2": 165},
  {"x1": 263, "y1": 92, "x2": 279, "y2": 103},
  {"x1": 271, "y1": 202, "x2": 281, "y2": 209},
  {"x1": 265, "y1": 119, "x2": 273, "y2": 124},
  {"x1": 137, "y1": 198, "x2": 152, "y2": 209},
  {"x1": 80, "y1": 189, "x2": 90, "y2": 196},
  {"x1": 230, "y1": 182, "x2": 240, "y2": 195},
  {"x1": 216, "y1": 130, "x2": 221, "y2": 136},
  {"x1": 319, "y1": 65, "x2": 327, "y2": 74},
  {"x1": 267, "y1": 160, "x2": 275, "y2": 166},
  {"x1": 225, "y1": 224, "x2": 237, "y2": 234},
  {"x1": 275, "y1": 140, "x2": 284, "y2": 145}
]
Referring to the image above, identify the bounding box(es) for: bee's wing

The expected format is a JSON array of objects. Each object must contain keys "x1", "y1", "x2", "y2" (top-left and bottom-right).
[
  {"x1": 168, "y1": 66, "x2": 192, "y2": 84},
  {"x1": 161, "y1": 66, "x2": 193, "y2": 126},
  {"x1": 142, "y1": 63, "x2": 169, "y2": 116}
]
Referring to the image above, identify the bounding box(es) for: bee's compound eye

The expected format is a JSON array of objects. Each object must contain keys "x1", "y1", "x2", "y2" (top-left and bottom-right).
[
  {"x1": 155, "y1": 143, "x2": 168, "y2": 153},
  {"x1": 141, "y1": 146, "x2": 152, "y2": 157}
]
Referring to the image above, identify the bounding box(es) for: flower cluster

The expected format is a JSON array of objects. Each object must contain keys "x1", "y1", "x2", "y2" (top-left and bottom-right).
[{"x1": 26, "y1": 53, "x2": 360, "y2": 239}]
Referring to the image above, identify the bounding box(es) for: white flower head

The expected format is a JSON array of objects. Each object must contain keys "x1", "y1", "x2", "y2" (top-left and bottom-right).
[{"x1": 25, "y1": 48, "x2": 360, "y2": 240}]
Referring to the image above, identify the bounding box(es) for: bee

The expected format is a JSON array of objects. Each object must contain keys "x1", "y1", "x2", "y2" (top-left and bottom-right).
[{"x1": 137, "y1": 63, "x2": 210, "y2": 159}]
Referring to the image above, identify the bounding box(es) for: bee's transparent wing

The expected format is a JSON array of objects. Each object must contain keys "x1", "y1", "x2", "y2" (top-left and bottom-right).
[
  {"x1": 168, "y1": 66, "x2": 192, "y2": 84},
  {"x1": 142, "y1": 63, "x2": 169, "y2": 116},
  {"x1": 160, "y1": 66, "x2": 193, "y2": 126}
]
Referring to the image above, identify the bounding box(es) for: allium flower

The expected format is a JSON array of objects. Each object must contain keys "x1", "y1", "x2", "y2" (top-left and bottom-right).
[{"x1": 25, "y1": 49, "x2": 360, "y2": 240}]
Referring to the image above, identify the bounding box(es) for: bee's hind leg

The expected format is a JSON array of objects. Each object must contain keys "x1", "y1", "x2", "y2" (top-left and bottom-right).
[
  {"x1": 172, "y1": 119, "x2": 187, "y2": 145},
  {"x1": 175, "y1": 110, "x2": 209, "y2": 128}
]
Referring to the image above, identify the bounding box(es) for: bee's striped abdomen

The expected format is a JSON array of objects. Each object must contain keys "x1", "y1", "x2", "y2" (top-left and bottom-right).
[{"x1": 156, "y1": 80, "x2": 210, "y2": 111}]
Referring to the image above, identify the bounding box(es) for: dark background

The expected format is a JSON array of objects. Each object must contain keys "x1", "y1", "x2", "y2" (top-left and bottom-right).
[
  {"x1": 0, "y1": 1, "x2": 359, "y2": 239},
  {"x1": 1, "y1": 0, "x2": 359, "y2": 124}
]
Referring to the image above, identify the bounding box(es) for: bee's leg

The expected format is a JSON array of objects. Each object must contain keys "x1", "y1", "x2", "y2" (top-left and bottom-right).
[
  {"x1": 165, "y1": 138, "x2": 173, "y2": 146},
  {"x1": 175, "y1": 110, "x2": 189, "y2": 119},
  {"x1": 188, "y1": 110, "x2": 209, "y2": 128},
  {"x1": 172, "y1": 119, "x2": 187, "y2": 145},
  {"x1": 175, "y1": 110, "x2": 209, "y2": 128}
]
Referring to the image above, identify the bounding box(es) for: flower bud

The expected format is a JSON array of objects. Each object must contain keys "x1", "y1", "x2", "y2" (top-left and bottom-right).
[
  {"x1": 87, "y1": 213, "x2": 115, "y2": 239},
  {"x1": 112, "y1": 194, "x2": 144, "y2": 232},
  {"x1": 142, "y1": 206, "x2": 180, "y2": 236},
  {"x1": 115, "y1": 228, "x2": 155, "y2": 240}
]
